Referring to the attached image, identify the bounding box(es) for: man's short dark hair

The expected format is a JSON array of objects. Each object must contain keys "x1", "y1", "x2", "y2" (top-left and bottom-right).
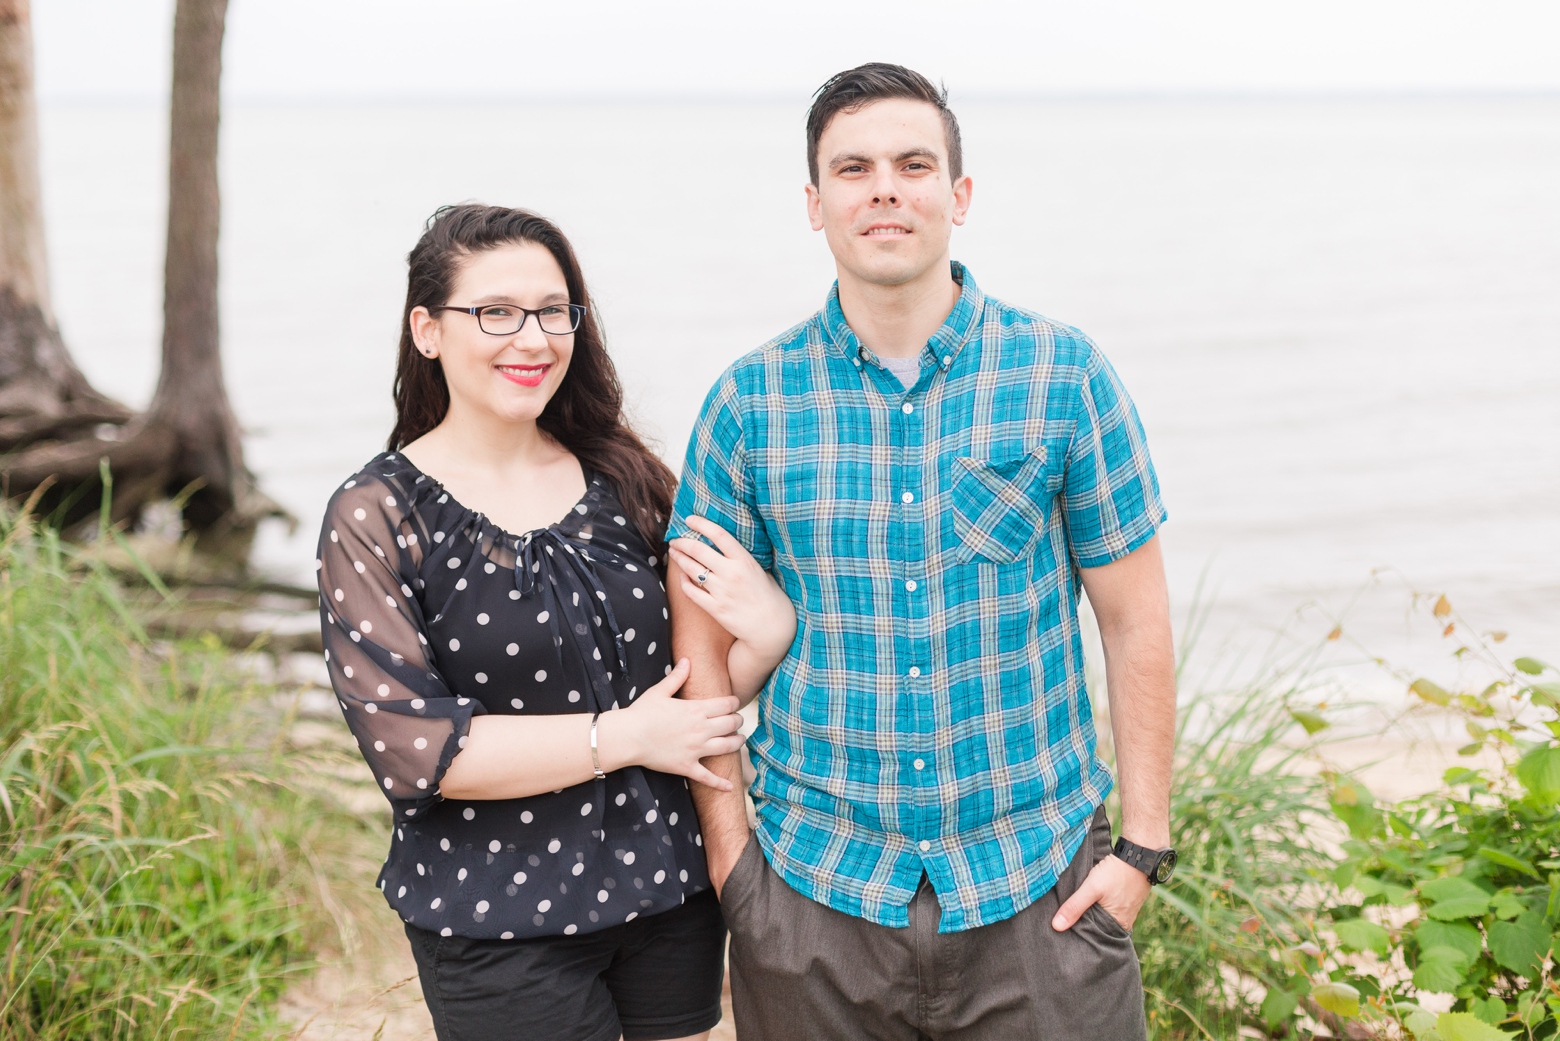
[{"x1": 805, "y1": 63, "x2": 963, "y2": 186}]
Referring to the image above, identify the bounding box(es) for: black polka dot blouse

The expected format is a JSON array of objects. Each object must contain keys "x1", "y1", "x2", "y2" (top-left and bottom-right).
[{"x1": 316, "y1": 452, "x2": 709, "y2": 941}]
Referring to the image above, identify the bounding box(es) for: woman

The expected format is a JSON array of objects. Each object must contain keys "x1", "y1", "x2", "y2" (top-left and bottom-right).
[{"x1": 316, "y1": 204, "x2": 794, "y2": 1041}]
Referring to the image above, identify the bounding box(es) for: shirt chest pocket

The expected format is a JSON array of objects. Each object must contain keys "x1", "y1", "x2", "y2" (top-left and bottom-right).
[{"x1": 949, "y1": 446, "x2": 1058, "y2": 565}]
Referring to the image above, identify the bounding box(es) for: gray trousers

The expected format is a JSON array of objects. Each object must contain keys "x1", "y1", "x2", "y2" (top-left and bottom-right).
[{"x1": 721, "y1": 808, "x2": 1147, "y2": 1041}]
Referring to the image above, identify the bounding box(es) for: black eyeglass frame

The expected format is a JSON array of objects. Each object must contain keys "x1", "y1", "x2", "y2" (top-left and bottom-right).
[{"x1": 430, "y1": 303, "x2": 587, "y2": 336}]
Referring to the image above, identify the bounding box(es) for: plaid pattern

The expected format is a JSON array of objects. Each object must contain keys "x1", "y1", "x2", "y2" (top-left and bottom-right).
[{"x1": 669, "y1": 264, "x2": 1165, "y2": 932}]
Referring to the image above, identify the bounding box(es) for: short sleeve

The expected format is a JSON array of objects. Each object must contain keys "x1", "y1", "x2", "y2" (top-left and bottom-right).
[
  {"x1": 317, "y1": 476, "x2": 484, "y2": 819},
  {"x1": 666, "y1": 373, "x2": 774, "y2": 570},
  {"x1": 1061, "y1": 346, "x2": 1167, "y2": 569}
]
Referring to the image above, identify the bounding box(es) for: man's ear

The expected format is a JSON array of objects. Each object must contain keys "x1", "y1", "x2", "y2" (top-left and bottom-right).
[
  {"x1": 951, "y1": 174, "x2": 974, "y2": 228},
  {"x1": 804, "y1": 181, "x2": 824, "y2": 232},
  {"x1": 409, "y1": 306, "x2": 441, "y2": 359}
]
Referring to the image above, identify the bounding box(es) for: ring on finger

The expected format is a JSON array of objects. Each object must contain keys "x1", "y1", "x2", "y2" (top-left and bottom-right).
[{"x1": 696, "y1": 567, "x2": 711, "y2": 585}]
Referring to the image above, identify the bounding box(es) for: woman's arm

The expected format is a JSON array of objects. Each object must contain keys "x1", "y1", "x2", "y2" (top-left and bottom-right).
[
  {"x1": 668, "y1": 515, "x2": 797, "y2": 705},
  {"x1": 439, "y1": 659, "x2": 747, "y2": 800}
]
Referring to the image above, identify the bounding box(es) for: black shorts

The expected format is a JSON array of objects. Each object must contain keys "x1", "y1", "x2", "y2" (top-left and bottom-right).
[{"x1": 405, "y1": 889, "x2": 727, "y2": 1041}]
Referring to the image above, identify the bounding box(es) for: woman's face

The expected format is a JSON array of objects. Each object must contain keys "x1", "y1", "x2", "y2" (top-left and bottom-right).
[{"x1": 410, "y1": 241, "x2": 575, "y2": 428}]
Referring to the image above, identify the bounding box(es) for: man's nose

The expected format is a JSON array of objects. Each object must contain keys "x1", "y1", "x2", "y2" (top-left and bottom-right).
[{"x1": 869, "y1": 168, "x2": 900, "y2": 206}]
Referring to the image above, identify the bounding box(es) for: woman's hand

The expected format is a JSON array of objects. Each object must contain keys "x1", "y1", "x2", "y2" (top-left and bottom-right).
[
  {"x1": 669, "y1": 516, "x2": 797, "y2": 671},
  {"x1": 599, "y1": 658, "x2": 746, "y2": 790}
]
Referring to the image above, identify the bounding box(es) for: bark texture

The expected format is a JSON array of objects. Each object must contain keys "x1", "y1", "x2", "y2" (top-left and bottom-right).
[{"x1": 0, "y1": 0, "x2": 286, "y2": 554}]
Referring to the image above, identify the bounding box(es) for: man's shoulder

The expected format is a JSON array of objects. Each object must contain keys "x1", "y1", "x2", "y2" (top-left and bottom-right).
[
  {"x1": 707, "y1": 312, "x2": 829, "y2": 400},
  {"x1": 979, "y1": 295, "x2": 1101, "y2": 371}
]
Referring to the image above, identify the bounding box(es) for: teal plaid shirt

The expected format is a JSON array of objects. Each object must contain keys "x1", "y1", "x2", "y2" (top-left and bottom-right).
[{"x1": 668, "y1": 264, "x2": 1166, "y2": 931}]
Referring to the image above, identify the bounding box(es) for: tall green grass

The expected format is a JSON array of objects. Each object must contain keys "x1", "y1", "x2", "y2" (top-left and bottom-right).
[{"x1": 0, "y1": 506, "x2": 369, "y2": 1039}]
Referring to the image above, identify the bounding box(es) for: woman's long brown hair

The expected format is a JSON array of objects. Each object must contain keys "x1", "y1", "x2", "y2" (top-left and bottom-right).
[{"x1": 388, "y1": 204, "x2": 677, "y2": 555}]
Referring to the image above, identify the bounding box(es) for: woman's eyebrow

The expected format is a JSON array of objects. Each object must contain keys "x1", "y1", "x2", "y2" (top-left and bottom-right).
[{"x1": 467, "y1": 291, "x2": 572, "y2": 306}]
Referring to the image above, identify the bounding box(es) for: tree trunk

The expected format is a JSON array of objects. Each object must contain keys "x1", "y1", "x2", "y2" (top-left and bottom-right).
[
  {"x1": 0, "y1": 0, "x2": 286, "y2": 555},
  {"x1": 0, "y1": 0, "x2": 133, "y2": 455}
]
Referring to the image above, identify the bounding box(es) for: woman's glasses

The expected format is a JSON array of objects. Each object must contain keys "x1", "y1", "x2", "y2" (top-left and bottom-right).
[{"x1": 431, "y1": 303, "x2": 587, "y2": 336}]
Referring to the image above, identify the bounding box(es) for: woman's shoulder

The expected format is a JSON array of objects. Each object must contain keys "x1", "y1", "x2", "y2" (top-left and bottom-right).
[{"x1": 320, "y1": 452, "x2": 430, "y2": 530}]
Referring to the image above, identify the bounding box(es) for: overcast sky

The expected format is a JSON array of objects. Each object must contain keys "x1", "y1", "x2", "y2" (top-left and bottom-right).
[{"x1": 33, "y1": 0, "x2": 1560, "y2": 102}]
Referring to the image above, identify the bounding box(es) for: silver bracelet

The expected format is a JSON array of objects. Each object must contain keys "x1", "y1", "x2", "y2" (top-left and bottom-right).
[{"x1": 590, "y1": 712, "x2": 605, "y2": 779}]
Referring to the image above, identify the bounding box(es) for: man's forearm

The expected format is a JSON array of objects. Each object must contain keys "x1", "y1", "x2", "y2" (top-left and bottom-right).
[
  {"x1": 668, "y1": 576, "x2": 753, "y2": 892},
  {"x1": 1104, "y1": 631, "x2": 1176, "y2": 849}
]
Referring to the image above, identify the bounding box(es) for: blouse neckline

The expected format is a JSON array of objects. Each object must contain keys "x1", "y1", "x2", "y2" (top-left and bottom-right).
[{"x1": 385, "y1": 450, "x2": 598, "y2": 547}]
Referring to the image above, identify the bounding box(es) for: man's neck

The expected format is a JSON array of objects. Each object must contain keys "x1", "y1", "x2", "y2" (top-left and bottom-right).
[{"x1": 836, "y1": 256, "x2": 961, "y2": 361}]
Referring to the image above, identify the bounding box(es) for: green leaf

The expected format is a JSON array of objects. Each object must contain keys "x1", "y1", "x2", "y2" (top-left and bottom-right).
[
  {"x1": 1261, "y1": 987, "x2": 1299, "y2": 1030},
  {"x1": 1515, "y1": 657, "x2": 1548, "y2": 676},
  {"x1": 1420, "y1": 877, "x2": 1492, "y2": 920},
  {"x1": 1417, "y1": 920, "x2": 1483, "y2": 962},
  {"x1": 1470, "y1": 996, "x2": 1508, "y2": 1026},
  {"x1": 1436, "y1": 1012, "x2": 1515, "y2": 1041},
  {"x1": 1478, "y1": 848, "x2": 1541, "y2": 879},
  {"x1": 1335, "y1": 917, "x2": 1391, "y2": 956},
  {"x1": 1330, "y1": 778, "x2": 1381, "y2": 839},
  {"x1": 1488, "y1": 912, "x2": 1551, "y2": 976},
  {"x1": 1385, "y1": 882, "x2": 1416, "y2": 905},
  {"x1": 1517, "y1": 991, "x2": 1546, "y2": 1027},
  {"x1": 1311, "y1": 981, "x2": 1360, "y2": 1018},
  {"x1": 1414, "y1": 946, "x2": 1473, "y2": 992},
  {"x1": 1490, "y1": 890, "x2": 1527, "y2": 920},
  {"x1": 1354, "y1": 875, "x2": 1385, "y2": 898},
  {"x1": 1413, "y1": 678, "x2": 1452, "y2": 704},
  {"x1": 1444, "y1": 766, "x2": 1483, "y2": 786},
  {"x1": 1529, "y1": 682, "x2": 1560, "y2": 709},
  {"x1": 1290, "y1": 707, "x2": 1329, "y2": 734},
  {"x1": 1516, "y1": 746, "x2": 1560, "y2": 801},
  {"x1": 1405, "y1": 1007, "x2": 1441, "y2": 1040}
]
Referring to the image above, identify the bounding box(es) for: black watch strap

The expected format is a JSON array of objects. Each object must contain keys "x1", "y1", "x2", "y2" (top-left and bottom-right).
[{"x1": 1113, "y1": 836, "x2": 1177, "y2": 885}]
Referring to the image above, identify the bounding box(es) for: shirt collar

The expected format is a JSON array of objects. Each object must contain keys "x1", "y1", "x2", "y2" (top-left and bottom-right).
[{"x1": 821, "y1": 261, "x2": 985, "y2": 375}]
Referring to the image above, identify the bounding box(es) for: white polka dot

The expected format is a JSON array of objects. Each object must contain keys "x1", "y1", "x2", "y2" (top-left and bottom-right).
[
  {"x1": 374, "y1": 740, "x2": 386, "y2": 752},
  {"x1": 624, "y1": 628, "x2": 636, "y2": 642},
  {"x1": 447, "y1": 557, "x2": 461, "y2": 569},
  {"x1": 411, "y1": 698, "x2": 426, "y2": 709},
  {"x1": 476, "y1": 672, "x2": 488, "y2": 684},
  {"x1": 597, "y1": 889, "x2": 609, "y2": 903},
  {"x1": 360, "y1": 620, "x2": 373, "y2": 634},
  {"x1": 509, "y1": 590, "x2": 521, "y2": 600},
  {"x1": 564, "y1": 924, "x2": 578, "y2": 934},
  {"x1": 485, "y1": 562, "x2": 496, "y2": 574},
  {"x1": 455, "y1": 578, "x2": 467, "y2": 590},
  {"x1": 343, "y1": 666, "x2": 354, "y2": 678},
  {"x1": 430, "y1": 897, "x2": 442, "y2": 910},
  {"x1": 646, "y1": 642, "x2": 657, "y2": 654},
  {"x1": 449, "y1": 638, "x2": 460, "y2": 651},
  {"x1": 575, "y1": 504, "x2": 588, "y2": 514},
  {"x1": 521, "y1": 811, "x2": 533, "y2": 823},
  {"x1": 365, "y1": 703, "x2": 378, "y2": 714},
  {"x1": 440, "y1": 838, "x2": 451, "y2": 851},
  {"x1": 349, "y1": 631, "x2": 361, "y2": 642},
  {"x1": 625, "y1": 563, "x2": 639, "y2": 572},
  {"x1": 330, "y1": 529, "x2": 339, "y2": 543},
  {"x1": 353, "y1": 508, "x2": 367, "y2": 521},
  {"x1": 344, "y1": 480, "x2": 356, "y2": 488},
  {"x1": 383, "y1": 777, "x2": 393, "y2": 789},
  {"x1": 538, "y1": 899, "x2": 552, "y2": 912},
  {"x1": 353, "y1": 560, "x2": 366, "y2": 574},
  {"x1": 416, "y1": 778, "x2": 428, "y2": 789},
  {"x1": 646, "y1": 809, "x2": 657, "y2": 823},
  {"x1": 397, "y1": 885, "x2": 406, "y2": 897},
  {"x1": 680, "y1": 869, "x2": 689, "y2": 883},
  {"x1": 654, "y1": 870, "x2": 666, "y2": 884},
  {"x1": 547, "y1": 839, "x2": 561, "y2": 853},
  {"x1": 385, "y1": 594, "x2": 396, "y2": 607},
  {"x1": 440, "y1": 927, "x2": 452, "y2": 937},
  {"x1": 414, "y1": 737, "x2": 428, "y2": 750},
  {"x1": 614, "y1": 515, "x2": 626, "y2": 525},
  {"x1": 580, "y1": 803, "x2": 592, "y2": 816},
  {"x1": 568, "y1": 690, "x2": 581, "y2": 703},
  {"x1": 458, "y1": 736, "x2": 467, "y2": 747},
  {"x1": 401, "y1": 584, "x2": 413, "y2": 596},
  {"x1": 625, "y1": 912, "x2": 638, "y2": 922},
  {"x1": 669, "y1": 812, "x2": 678, "y2": 825},
  {"x1": 377, "y1": 684, "x2": 390, "y2": 697},
  {"x1": 434, "y1": 531, "x2": 445, "y2": 542},
  {"x1": 489, "y1": 840, "x2": 501, "y2": 853},
  {"x1": 536, "y1": 611, "x2": 550, "y2": 623},
  {"x1": 396, "y1": 536, "x2": 406, "y2": 548},
  {"x1": 463, "y1": 807, "x2": 475, "y2": 820},
  {"x1": 477, "y1": 613, "x2": 489, "y2": 625},
  {"x1": 623, "y1": 851, "x2": 635, "y2": 865},
  {"x1": 513, "y1": 871, "x2": 527, "y2": 884},
  {"x1": 571, "y1": 862, "x2": 584, "y2": 876},
  {"x1": 511, "y1": 698, "x2": 524, "y2": 709},
  {"x1": 632, "y1": 588, "x2": 644, "y2": 599},
  {"x1": 476, "y1": 900, "x2": 490, "y2": 913},
  {"x1": 507, "y1": 643, "x2": 519, "y2": 655},
  {"x1": 333, "y1": 588, "x2": 344, "y2": 601},
  {"x1": 458, "y1": 868, "x2": 467, "y2": 881},
  {"x1": 501, "y1": 931, "x2": 514, "y2": 939},
  {"x1": 535, "y1": 670, "x2": 547, "y2": 682},
  {"x1": 407, "y1": 533, "x2": 418, "y2": 545},
  {"x1": 615, "y1": 793, "x2": 627, "y2": 806}
]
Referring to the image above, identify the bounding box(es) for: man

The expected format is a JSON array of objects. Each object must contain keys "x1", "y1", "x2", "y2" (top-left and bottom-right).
[{"x1": 667, "y1": 63, "x2": 1176, "y2": 1040}]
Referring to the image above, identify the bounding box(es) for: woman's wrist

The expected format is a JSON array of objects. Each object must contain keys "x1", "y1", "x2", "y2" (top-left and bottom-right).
[{"x1": 592, "y1": 709, "x2": 638, "y2": 774}]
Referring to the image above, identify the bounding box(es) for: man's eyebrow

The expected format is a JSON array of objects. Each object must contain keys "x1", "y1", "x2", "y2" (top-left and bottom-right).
[
  {"x1": 826, "y1": 152, "x2": 875, "y2": 170},
  {"x1": 893, "y1": 148, "x2": 940, "y2": 165}
]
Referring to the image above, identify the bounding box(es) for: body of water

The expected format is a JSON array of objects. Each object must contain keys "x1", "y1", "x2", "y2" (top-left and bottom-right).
[{"x1": 36, "y1": 97, "x2": 1560, "y2": 670}]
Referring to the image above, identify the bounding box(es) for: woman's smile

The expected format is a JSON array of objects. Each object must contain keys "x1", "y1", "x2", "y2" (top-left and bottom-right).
[{"x1": 496, "y1": 361, "x2": 551, "y2": 387}]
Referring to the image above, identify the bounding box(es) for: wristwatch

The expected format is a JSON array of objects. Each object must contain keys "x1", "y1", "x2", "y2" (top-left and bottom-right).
[{"x1": 1113, "y1": 836, "x2": 1178, "y2": 885}]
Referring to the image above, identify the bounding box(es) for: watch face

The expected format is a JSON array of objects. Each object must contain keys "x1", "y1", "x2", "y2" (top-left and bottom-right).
[{"x1": 1153, "y1": 849, "x2": 1178, "y2": 884}]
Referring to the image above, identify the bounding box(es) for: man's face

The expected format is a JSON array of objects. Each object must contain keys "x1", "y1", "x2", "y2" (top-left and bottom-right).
[{"x1": 806, "y1": 98, "x2": 972, "y2": 288}]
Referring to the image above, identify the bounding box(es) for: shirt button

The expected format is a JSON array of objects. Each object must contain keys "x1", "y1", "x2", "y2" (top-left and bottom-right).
[
  {"x1": 901, "y1": 401, "x2": 914, "y2": 414},
  {"x1": 942, "y1": 355, "x2": 952, "y2": 367},
  {"x1": 908, "y1": 666, "x2": 921, "y2": 678},
  {"x1": 905, "y1": 579, "x2": 917, "y2": 592},
  {"x1": 913, "y1": 758, "x2": 925, "y2": 771},
  {"x1": 901, "y1": 491, "x2": 914, "y2": 504},
  {"x1": 918, "y1": 840, "x2": 931, "y2": 852}
]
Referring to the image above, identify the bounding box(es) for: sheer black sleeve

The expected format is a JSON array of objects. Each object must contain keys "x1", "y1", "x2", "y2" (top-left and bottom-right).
[{"x1": 317, "y1": 475, "x2": 484, "y2": 819}]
